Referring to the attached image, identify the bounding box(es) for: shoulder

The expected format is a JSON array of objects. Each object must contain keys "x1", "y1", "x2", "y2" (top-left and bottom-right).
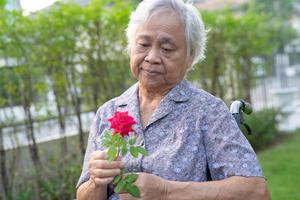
[
  {"x1": 185, "y1": 81, "x2": 227, "y2": 112},
  {"x1": 93, "y1": 97, "x2": 117, "y2": 120}
]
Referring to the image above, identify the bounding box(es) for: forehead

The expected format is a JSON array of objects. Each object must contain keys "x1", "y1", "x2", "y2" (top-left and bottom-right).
[{"x1": 135, "y1": 9, "x2": 185, "y2": 43}]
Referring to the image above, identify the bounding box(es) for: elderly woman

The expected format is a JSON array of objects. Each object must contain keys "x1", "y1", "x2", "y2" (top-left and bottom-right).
[{"x1": 76, "y1": 0, "x2": 270, "y2": 199}]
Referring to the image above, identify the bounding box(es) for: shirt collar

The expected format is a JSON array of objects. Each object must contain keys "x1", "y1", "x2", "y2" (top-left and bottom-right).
[
  {"x1": 115, "y1": 82, "x2": 139, "y2": 107},
  {"x1": 115, "y1": 79, "x2": 191, "y2": 107},
  {"x1": 115, "y1": 79, "x2": 191, "y2": 130},
  {"x1": 166, "y1": 79, "x2": 191, "y2": 103}
]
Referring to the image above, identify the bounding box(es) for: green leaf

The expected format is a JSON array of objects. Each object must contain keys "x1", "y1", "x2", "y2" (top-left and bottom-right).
[
  {"x1": 136, "y1": 146, "x2": 148, "y2": 156},
  {"x1": 128, "y1": 136, "x2": 136, "y2": 145},
  {"x1": 112, "y1": 134, "x2": 124, "y2": 147},
  {"x1": 130, "y1": 146, "x2": 139, "y2": 158},
  {"x1": 114, "y1": 180, "x2": 126, "y2": 193},
  {"x1": 107, "y1": 147, "x2": 118, "y2": 162},
  {"x1": 103, "y1": 130, "x2": 112, "y2": 139},
  {"x1": 125, "y1": 183, "x2": 140, "y2": 198},
  {"x1": 124, "y1": 174, "x2": 138, "y2": 184},
  {"x1": 121, "y1": 147, "x2": 128, "y2": 157},
  {"x1": 121, "y1": 138, "x2": 127, "y2": 148},
  {"x1": 101, "y1": 139, "x2": 113, "y2": 148},
  {"x1": 113, "y1": 134, "x2": 122, "y2": 142},
  {"x1": 112, "y1": 175, "x2": 122, "y2": 185}
]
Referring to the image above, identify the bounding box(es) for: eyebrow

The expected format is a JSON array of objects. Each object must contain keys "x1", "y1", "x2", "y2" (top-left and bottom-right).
[
  {"x1": 160, "y1": 37, "x2": 175, "y2": 45},
  {"x1": 136, "y1": 35, "x2": 151, "y2": 41},
  {"x1": 136, "y1": 34, "x2": 176, "y2": 45}
]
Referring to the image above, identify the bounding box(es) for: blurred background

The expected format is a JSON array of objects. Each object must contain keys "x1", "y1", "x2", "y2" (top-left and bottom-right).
[{"x1": 0, "y1": 0, "x2": 299, "y2": 199}]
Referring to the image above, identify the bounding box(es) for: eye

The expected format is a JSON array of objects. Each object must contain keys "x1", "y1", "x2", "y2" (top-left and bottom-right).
[
  {"x1": 138, "y1": 43, "x2": 150, "y2": 48},
  {"x1": 162, "y1": 47, "x2": 174, "y2": 53}
]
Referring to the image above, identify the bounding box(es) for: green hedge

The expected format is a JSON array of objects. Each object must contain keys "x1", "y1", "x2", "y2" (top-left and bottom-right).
[{"x1": 242, "y1": 108, "x2": 282, "y2": 150}]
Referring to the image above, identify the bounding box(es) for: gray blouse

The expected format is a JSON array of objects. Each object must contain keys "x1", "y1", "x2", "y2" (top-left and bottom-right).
[{"x1": 77, "y1": 80, "x2": 263, "y2": 199}]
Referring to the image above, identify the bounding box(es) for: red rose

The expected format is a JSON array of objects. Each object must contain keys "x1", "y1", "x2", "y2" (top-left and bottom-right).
[{"x1": 108, "y1": 111, "x2": 136, "y2": 137}]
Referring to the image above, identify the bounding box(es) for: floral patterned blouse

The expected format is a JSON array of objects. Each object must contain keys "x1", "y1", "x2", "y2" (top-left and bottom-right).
[{"x1": 77, "y1": 80, "x2": 264, "y2": 199}]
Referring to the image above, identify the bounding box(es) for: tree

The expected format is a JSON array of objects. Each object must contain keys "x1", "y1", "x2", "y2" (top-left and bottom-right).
[
  {"x1": 0, "y1": 0, "x2": 134, "y2": 198},
  {"x1": 79, "y1": 0, "x2": 133, "y2": 112},
  {"x1": 250, "y1": 0, "x2": 297, "y2": 20},
  {"x1": 189, "y1": 9, "x2": 280, "y2": 103},
  {"x1": 0, "y1": 0, "x2": 5, "y2": 8},
  {"x1": 248, "y1": 0, "x2": 298, "y2": 51},
  {"x1": 0, "y1": 10, "x2": 32, "y2": 200}
]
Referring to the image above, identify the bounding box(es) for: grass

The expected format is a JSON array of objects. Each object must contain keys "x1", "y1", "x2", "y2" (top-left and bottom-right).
[{"x1": 259, "y1": 129, "x2": 300, "y2": 200}]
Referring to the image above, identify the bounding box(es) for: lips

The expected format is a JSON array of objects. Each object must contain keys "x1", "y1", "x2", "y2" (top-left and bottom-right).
[{"x1": 140, "y1": 67, "x2": 162, "y2": 76}]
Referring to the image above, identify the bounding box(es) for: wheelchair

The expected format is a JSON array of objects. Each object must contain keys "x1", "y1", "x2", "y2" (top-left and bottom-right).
[{"x1": 230, "y1": 100, "x2": 253, "y2": 134}]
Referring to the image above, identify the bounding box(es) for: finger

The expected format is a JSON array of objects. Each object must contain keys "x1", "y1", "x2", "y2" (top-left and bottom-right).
[
  {"x1": 90, "y1": 150, "x2": 107, "y2": 160},
  {"x1": 90, "y1": 159, "x2": 124, "y2": 169},
  {"x1": 90, "y1": 151, "x2": 122, "y2": 162},
  {"x1": 93, "y1": 177, "x2": 114, "y2": 186},
  {"x1": 91, "y1": 168, "x2": 121, "y2": 178}
]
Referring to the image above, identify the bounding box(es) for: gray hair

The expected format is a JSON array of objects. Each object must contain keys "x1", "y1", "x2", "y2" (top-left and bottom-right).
[{"x1": 126, "y1": 0, "x2": 207, "y2": 70}]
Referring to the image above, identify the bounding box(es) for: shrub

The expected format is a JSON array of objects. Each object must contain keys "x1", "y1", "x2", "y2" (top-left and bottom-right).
[
  {"x1": 242, "y1": 108, "x2": 282, "y2": 151},
  {"x1": 39, "y1": 164, "x2": 81, "y2": 200}
]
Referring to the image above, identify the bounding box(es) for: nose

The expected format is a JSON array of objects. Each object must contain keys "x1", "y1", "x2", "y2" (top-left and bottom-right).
[{"x1": 144, "y1": 47, "x2": 161, "y2": 64}]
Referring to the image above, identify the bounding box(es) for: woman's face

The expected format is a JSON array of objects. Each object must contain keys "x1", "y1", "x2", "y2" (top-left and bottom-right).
[{"x1": 130, "y1": 9, "x2": 192, "y2": 92}]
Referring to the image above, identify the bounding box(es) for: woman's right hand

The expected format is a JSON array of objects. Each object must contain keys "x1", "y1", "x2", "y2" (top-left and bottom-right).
[{"x1": 88, "y1": 150, "x2": 124, "y2": 187}]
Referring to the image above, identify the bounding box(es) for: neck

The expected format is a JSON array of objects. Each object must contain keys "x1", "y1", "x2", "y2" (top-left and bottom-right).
[
  {"x1": 138, "y1": 84, "x2": 172, "y2": 104},
  {"x1": 138, "y1": 84, "x2": 173, "y2": 128}
]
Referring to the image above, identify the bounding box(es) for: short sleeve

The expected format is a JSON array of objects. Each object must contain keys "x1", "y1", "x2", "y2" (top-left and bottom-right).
[
  {"x1": 76, "y1": 107, "x2": 102, "y2": 188},
  {"x1": 203, "y1": 99, "x2": 264, "y2": 180}
]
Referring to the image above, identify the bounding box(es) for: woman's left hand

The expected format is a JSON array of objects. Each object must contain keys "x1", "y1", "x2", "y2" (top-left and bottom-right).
[{"x1": 119, "y1": 172, "x2": 168, "y2": 200}]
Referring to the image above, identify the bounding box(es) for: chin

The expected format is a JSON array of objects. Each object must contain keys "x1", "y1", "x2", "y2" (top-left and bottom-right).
[{"x1": 140, "y1": 80, "x2": 162, "y2": 90}]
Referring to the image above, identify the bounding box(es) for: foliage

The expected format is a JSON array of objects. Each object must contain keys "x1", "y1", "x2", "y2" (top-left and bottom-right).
[
  {"x1": 249, "y1": 0, "x2": 299, "y2": 20},
  {"x1": 0, "y1": 0, "x2": 5, "y2": 8},
  {"x1": 39, "y1": 165, "x2": 82, "y2": 200},
  {"x1": 189, "y1": 9, "x2": 280, "y2": 103},
  {"x1": 102, "y1": 122, "x2": 147, "y2": 198},
  {"x1": 242, "y1": 108, "x2": 282, "y2": 150},
  {"x1": 0, "y1": 0, "x2": 134, "y2": 123},
  {"x1": 0, "y1": 67, "x2": 22, "y2": 107},
  {"x1": 259, "y1": 129, "x2": 300, "y2": 200},
  {"x1": 114, "y1": 173, "x2": 140, "y2": 197},
  {"x1": 0, "y1": 1, "x2": 134, "y2": 199},
  {"x1": 14, "y1": 157, "x2": 82, "y2": 200},
  {"x1": 248, "y1": 0, "x2": 299, "y2": 51},
  {"x1": 0, "y1": 0, "x2": 298, "y2": 199}
]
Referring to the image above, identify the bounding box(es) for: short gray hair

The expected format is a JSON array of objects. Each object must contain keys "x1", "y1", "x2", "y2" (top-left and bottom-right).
[{"x1": 126, "y1": 0, "x2": 207, "y2": 70}]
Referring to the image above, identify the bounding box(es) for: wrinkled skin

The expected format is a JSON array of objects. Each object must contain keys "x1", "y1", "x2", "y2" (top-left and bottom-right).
[
  {"x1": 88, "y1": 150, "x2": 123, "y2": 187},
  {"x1": 130, "y1": 8, "x2": 192, "y2": 94},
  {"x1": 119, "y1": 173, "x2": 167, "y2": 200}
]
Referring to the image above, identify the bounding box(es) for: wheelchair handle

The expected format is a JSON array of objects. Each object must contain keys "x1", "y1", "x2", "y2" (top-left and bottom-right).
[
  {"x1": 230, "y1": 100, "x2": 252, "y2": 134},
  {"x1": 230, "y1": 100, "x2": 252, "y2": 115}
]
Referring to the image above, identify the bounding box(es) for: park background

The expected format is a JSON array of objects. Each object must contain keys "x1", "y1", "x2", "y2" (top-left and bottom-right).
[{"x1": 0, "y1": 0, "x2": 300, "y2": 199}]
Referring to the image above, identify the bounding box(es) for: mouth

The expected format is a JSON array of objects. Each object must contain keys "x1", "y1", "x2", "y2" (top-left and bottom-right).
[{"x1": 140, "y1": 67, "x2": 162, "y2": 76}]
